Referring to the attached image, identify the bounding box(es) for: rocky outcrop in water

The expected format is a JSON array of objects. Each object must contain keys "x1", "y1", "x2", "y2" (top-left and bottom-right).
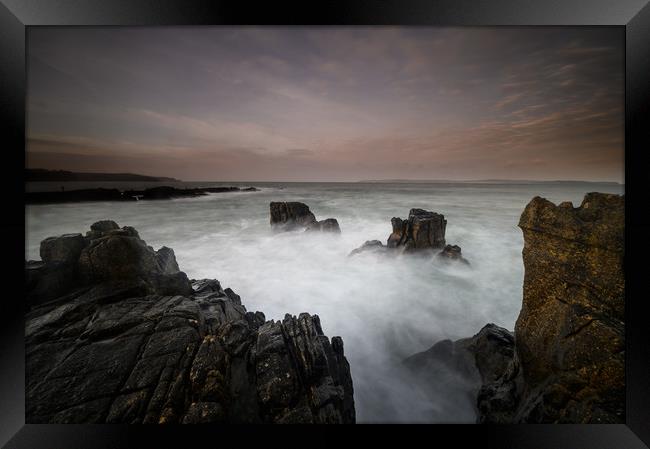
[
  {"x1": 350, "y1": 208, "x2": 466, "y2": 262},
  {"x1": 25, "y1": 185, "x2": 260, "y2": 204},
  {"x1": 404, "y1": 192, "x2": 625, "y2": 424},
  {"x1": 25, "y1": 221, "x2": 355, "y2": 424},
  {"x1": 270, "y1": 202, "x2": 340, "y2": 233},
  {"x1": 387, "y1": 208, "x2": 447, "y2": 251}
]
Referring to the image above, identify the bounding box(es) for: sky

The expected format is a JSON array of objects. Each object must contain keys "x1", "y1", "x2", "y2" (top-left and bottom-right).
[{"x1": 26, "y1": 27, "x2": 624, "y2": 182}]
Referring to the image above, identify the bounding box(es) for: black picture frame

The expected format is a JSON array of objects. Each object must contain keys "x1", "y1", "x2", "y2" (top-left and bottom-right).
[{"x1": 1, "y1": 1, "x2": 649, "y2": 447}]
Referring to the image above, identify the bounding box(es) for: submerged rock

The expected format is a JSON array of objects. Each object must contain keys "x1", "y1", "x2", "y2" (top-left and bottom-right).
[
  {"x1": 348, "y1": 240, "x2": 387, "y2": 256},
  {"x1": 305, "y1": 218, "x2": 341, "y2": 233},
  {"x1": 25, "y1": 222, "x2": 355, "y2": 424},
  {"x1": 438, "y1": 244, "x2": 470, "y2": 265}
]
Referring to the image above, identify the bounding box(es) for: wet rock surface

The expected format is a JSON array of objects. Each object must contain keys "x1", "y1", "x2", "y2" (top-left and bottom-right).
[{"x1": 25, "y1": 221, "x2": 355, "y2": 424}]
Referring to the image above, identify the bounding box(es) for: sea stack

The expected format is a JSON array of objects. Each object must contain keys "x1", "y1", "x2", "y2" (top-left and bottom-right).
[{"x1": 387, "y1": 208, "x2": 447, "y2": 251}]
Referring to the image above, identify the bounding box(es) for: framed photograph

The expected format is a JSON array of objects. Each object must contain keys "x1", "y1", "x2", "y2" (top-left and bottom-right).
[{"x1": 1, "y1": 0, "x2": 649, "y2": 447}]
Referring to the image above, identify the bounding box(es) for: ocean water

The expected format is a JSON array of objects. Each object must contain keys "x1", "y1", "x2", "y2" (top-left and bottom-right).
[{"x1": 25, "y1": 181, "x2": 623, "y2": 423}]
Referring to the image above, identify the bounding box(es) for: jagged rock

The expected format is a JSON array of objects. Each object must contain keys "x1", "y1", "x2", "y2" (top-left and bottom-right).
[
  {"x1": 481, "y1": 192, "x2": 625, "y2": 424},
  {"x1": 305, "y1": 218, "x2": 341, "y2": 233},
  {"x1": 438, "y1": 244, "x2": 470, "y2": 265},
  {"x1": 348, "y1": 240, "x2": 387, "y2": 256},
  {"x1": 25, "y1": 223, "x2": 355, "y2": 424},
  {"x1": 387, "y1": 209, "x2": 447, "y2": 251},
  {"x1": 269, "y1": 202, "x2": 317, "y2": 231}
]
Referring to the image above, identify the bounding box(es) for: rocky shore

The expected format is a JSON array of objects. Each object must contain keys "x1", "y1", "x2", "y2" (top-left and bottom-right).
[
  {"x1": 25, "y1": 185, "x2": 260, "y2": 204},
  {"x1": 403, "y1": 192, "x2": 624, "y2": 423},
  {"x1": 24, "y1": 192, "x2": 624, "y2": 424},
  {"x1": 25, "y1": 220, "x2": 355, "y2": 424}
]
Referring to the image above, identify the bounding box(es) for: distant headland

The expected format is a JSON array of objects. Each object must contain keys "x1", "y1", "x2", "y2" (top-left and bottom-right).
[
  {"x1": 358, "y1": 179, "x2": 622, "y2": 185},
  {"x1": 26, "y1": 169, "x2": 181, "y2": 183}
]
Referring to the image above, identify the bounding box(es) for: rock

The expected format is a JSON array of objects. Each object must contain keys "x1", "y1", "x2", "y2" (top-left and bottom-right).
[
  {"x1": 438, "y1": 244, "x2": 470, "y2": 265},
  {"x1": 90, "y1": 220, "x2": 120, "y2": 233},
  {"x1": 156, "y1": 246, "x2": 180, "y2": 274},
  {"x1": 475, "y1": 193, "x2": 625, "y2": 423},
  {"x1": 495, "y1": 192, "x2": 624, "y2": 423},
  {"x1": 269, "y1": 201, "x2": 317, "y2": 231},
  {"x1": 348, "y1": 240, "x2": 387, "y2": 256},
  {"x1": 40, "y1": 233, "x2": 86, "y2": 264},
  {"x1": 387, "y1": 208, "x2": 447, "y2": 251},
  {"x1": 25, "y1": 223, "x2": 355, "y2": 424},
  {"x1": 403, "y1": 323, "x2": 515, "y2": 418},
  {"x1": 305, "y1": 218, "x2": 341, "y2": 233}
]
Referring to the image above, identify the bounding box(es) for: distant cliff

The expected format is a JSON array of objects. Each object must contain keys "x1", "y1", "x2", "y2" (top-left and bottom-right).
[{"x1": 26, "y1": 169, "x2": 180, "y2": 182}]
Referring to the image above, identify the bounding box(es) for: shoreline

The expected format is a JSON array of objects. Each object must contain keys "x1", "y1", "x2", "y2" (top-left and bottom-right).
[{"x1": 25, "y1": 185, "x2": 260, "y2": 205}]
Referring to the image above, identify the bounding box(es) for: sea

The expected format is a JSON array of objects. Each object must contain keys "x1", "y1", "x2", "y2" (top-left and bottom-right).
[{"x1": 25, "y1": 180, "x2": 624, "y2": 423}]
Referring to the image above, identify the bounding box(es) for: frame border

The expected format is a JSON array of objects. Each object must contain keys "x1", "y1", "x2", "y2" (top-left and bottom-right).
[{"x1": 1, "y1": 1, "x2": 649, "y2": 447}]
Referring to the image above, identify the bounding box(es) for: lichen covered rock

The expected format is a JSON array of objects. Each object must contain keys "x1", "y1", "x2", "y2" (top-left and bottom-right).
[{"x1": 478, "y1": 192, "x2": 625, "y2": 423}]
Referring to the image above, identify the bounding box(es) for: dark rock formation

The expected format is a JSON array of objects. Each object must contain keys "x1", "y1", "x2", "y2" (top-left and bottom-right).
[
  {"x1": 438, "y1": 244, "x2": 470, "y2": 265},
  {"x1": 25, "y1": 222, "x2": 355, "y2": 424},
  {"x1": 269, "y1": 202, "x2": 340, "y2": 234},
  {"x1": 269, "y1": 201, "x2": 316, "y2": 231},
  {"x1": 387, "y1": 208, "x2": 447, "y2": 251},
  {"x1": 478, "y1": 192, "x2": 625, "y2": 424},
  {"x1": 350, "y1": 208, "x2": 463, "y2": 260},
  {"x1": 405, "y1": 193, "x2": 624, "y2": 424},
  {"x1": 25, "y1": 186, "x2": 260, "y2": 204},
  {"x1": 26, "y1": 220, "x2": 192, "y2": 307},
  {"x1": 305, "y1": 218, "x2": 341, "y2": 234}
]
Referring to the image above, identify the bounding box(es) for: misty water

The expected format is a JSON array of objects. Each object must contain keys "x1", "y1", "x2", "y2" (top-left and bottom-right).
[{"x1": 25, "y1": 181, "x2": 623, "y2": 423}]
